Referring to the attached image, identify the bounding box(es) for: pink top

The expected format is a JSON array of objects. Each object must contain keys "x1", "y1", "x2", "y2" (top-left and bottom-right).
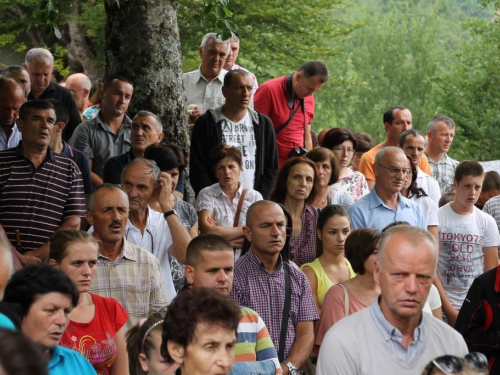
[{"x1": 314, "y1": 284, "x2": 368, "y2": 352}]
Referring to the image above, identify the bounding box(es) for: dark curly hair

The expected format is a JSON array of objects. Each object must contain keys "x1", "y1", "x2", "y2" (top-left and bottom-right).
[
  {"x1": 3, "y1": 265, "x2": 79, "y2": 319},
  {"x1": 161, "y1": 287, "x2": 241, "y2": 363},
  {"x1": 344, "y1": 228, "x2": 382, "y2": 275}
]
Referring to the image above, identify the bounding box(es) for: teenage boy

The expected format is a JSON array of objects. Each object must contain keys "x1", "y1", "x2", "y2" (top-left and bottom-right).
[{"x1": 437, "y1": 161, "x2": 499, "y2": 326}]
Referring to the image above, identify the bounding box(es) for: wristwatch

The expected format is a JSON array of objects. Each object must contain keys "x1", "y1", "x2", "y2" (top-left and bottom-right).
[
  {"x1": 282, "y1": 361, "x2": 301, "y2": 375},
  {"x1": 163, "y1": 209, "x2": 177, "y2": 219}
]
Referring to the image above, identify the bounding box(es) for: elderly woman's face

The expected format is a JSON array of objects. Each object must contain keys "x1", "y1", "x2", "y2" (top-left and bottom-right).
[
  {"x1": 21, "y1": 292, "x2": 72, "y2": 349},
  {"x1": 286, "y1": 162, "x2": 314, "y2": 201}
]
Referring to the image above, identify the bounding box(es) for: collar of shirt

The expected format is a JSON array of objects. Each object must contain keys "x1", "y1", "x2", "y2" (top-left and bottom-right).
[
  {"x1": 247, "y1": 248, "x2": 284, "y2": 276},
  {"x1": 95, "y1": 111, "x2": 132, "y2": 134},
  {"x1": 98, "y1": 239, "x2": 137, "y2": 263},
  {"x1": 14, "y1": 141, "x2": 56, "y2": 162},
  {"x1": 213, "y1": 181, "x2": 244, "y2": 199},
  {"x1": 369, "y1": 297, "x2": 424, "y2": 346},
  {"x1": 196, "y1": 65, "x2": 227, "y2": 84},
  {"x1": 369, "y1": 189, "x2": 410, "y2": 211},
  {"x1": 48, "y1": 346, "x2": 65, "y2": 369}
]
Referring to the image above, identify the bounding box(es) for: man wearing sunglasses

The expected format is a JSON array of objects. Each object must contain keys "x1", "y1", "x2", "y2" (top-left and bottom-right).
[{"x1": 348, "y1": 147, "x2": 426, "y2": 231}]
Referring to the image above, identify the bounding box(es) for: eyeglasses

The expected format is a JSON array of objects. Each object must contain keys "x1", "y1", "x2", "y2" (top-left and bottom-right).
[
  {"x1": 426, "y1": 353, "x2": 488, "y2": 374},
  {"x1": 376, "y1": 163, "x2": 411, "y2": 175},
  {"x1": 332, "y1": 147, "x2": 354, "y2": 154}
]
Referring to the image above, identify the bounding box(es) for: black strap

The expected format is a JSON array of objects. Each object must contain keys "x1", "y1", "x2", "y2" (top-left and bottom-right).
[
  {"x1": 275, "y1": 74, "x2": 305, "y2": 136},
  {"x1": 278, "y1": 262, "x2": 292, "y2": 362}
]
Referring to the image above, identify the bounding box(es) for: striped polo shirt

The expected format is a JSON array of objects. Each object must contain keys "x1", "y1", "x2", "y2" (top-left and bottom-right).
[{"x1": 0, "y1": 144, "x2": 85, "y2": 252}]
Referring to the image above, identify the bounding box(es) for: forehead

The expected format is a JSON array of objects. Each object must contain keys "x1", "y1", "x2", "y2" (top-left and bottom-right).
[
  {"x1": 133, "y1": 115, "x2": 160, "y2": 129},
  {"x1": 198, "y1": 250, "x2": 234, "y2": 267},
  {"x1": 65, "y1": 241, "x2": 99, "y2": 255},
  {"x1": 27, "y1": 61, "x2": 53, "y2": 72},
  {"x1": 392, "y1": 109, "x2": 411, "y2": 121},
  {"x1": 403, "y1": 134, "x2": 425, "y2": 147},
  {"x1": 4, "y1": 70, "x2": 30, "y2": 81},
  {"x1": 289, "y1": 162, "x2": 314, "y2": 176},
  {"x1": 94, "y1": 188, "x2": 128, "y2": 208},
  {"x1": 229, "y1": 38, "x2": 240, "y2": 48},
  {"x1": 301, "y1": 75, "x2": 324, "y2": 88},
  {"x1": 228, "y1": 73, "x2": 253, "y2": 87},
  {"x1": 204, "y1": 39, "x2": 228, "y2": 53},
  {"x1": 106, "y1": 79, "x2": 133, "y2": 94},
  {"x1": 251, "y1": 204, "x2": 285, "y2": 224},
  {"x1": 381, "y1": 151, "x2": 408, "y2": 167},
  {"x1": 123, "y1": 163, "x2": 154, "y2": 181},
  {"x1": 457, "y1": 174, "x2": 483, "y2": 186},
  {"x1": 32, "y1": 292, "x2": 72, "y2": 308},
  {"x1": 64, "y1": 77, "x2": 83, "y2": 89},
  {"x1": 192, "y1": 322, "x2": 235, "y2": 344},
  {"x1": 436, "y1": 122, "x2": 454, "y2": 133},
  {"x1": 26, "y1": 107, "x2": 56, "y2": 119},
  {"x1": 382, "y1": 235, "x2": 436, "y2": 271},
  {"x1": 217, "y1": 156, "x2": 239, "y2": 166}
]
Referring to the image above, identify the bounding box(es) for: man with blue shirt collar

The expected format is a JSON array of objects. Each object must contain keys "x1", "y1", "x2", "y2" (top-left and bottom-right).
[
  {"x1": 347, "y1": 146, "x2": 426, "y2": 230},
  {"x1": 317, "y1": 225, "x2": 468, "y2": 375}
]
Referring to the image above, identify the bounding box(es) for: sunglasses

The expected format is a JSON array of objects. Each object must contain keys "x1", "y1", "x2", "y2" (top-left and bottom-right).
[{"x1": 427, "y1": 352, "x2": 488, "y2": 374}]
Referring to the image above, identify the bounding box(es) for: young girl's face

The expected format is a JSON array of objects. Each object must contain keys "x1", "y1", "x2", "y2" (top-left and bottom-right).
[{"x1": 140, "y1": 330, "x2": 179, "y2": 375}]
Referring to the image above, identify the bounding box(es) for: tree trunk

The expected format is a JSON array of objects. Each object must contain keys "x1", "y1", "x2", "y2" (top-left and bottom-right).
[
  {"x1": 104, "y1": 0, "x2": 188, "y2": 148},
  {"x1": 104, "y1": 0, "x2": 192, "y2": 201},
  {"x1": 66, "y1": 3, "x2": 102, "y2": 85}
]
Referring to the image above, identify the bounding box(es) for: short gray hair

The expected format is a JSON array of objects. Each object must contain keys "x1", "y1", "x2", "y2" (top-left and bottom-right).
[
  {"x1": 374, "y1": 146, "x2": 405, "y2": 164},
  {"x1": 121, "y1": 158, "x2": 160, "y2": 187},
  {"x1": 200, "y1": 32, "x2": 230, "y2": 53},
  {"x1": 427, "y1": 115, "x2": 455, "y2": 134},
  {"x1": 378, "y1": 224, "x2": 438, "y2": 275},
  {"x1": 133, "y1": 111, "x2": 163, "y2": 134},
  {"x1": 86, "y1": 184, "x2": 128, "y2": 214},
  {"x1": 25, "y1": 48, "x2": 54, "y2": 66}
]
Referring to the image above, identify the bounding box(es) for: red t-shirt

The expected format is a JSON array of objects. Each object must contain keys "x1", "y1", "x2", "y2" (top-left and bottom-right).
[
  {"x1": 60, "y1": 294, "x2": 128, "y2": 375},
  {"x1": 254, "y1": 76, "x2": 315, "y2": 167}
]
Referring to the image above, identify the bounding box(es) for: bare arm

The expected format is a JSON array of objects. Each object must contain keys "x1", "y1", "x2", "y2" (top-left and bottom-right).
[
  {"x1": 433, "y1": 276, "x2": 458, "y2": 326},
  {"x1": 198, "y1": 210, "x2": 245, "y2": 240},
  {"x1": 366, "y1": 179, "x2": 375, "y2": 190},
  {"x1": 111, "y1": 325, "x2": 130, "y2": 375},
  {"x1": 302, "y1": 266, "x2": 320, "y2": 313},
  {"x1": 427, "y1": 225, "x2": 439, "y2": 244},
  {"x1": 159, "y1": 172, "x2": 190, "y2": 264},
  {"x1": 280, "y1": 321, "x2": 314, "y2": 374},
  {"x1": 304, "y1": 124, "x2": 313, "y2": 151},
  {"x1": 483, "y1": 246, "x2": 498, "y2": 272}
]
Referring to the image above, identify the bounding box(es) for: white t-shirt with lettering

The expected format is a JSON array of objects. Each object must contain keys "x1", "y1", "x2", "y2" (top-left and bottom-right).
[
  {"x1": 221, "y1": 113, "x2": 256, "y2": 189},
  {"x1": 438, "y1": 203, "x2": 500, "y2": 309}
]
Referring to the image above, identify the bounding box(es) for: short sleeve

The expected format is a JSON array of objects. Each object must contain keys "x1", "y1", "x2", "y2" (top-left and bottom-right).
[
  {"x1": 427, "y1": 284, "x2": 442, "y2": 310},
  {"x1": 71, "y1": 122, "x2": 95, "y2": 159},
  {"x1": 296, "y1": 269, "x2": 320, "y2": 323},
  {"x1": 195, "y1": 187, "x2": 214, "y2": 213},
  {"x1": 483, "y1": 213, "x2": 500, "y2": 247}
]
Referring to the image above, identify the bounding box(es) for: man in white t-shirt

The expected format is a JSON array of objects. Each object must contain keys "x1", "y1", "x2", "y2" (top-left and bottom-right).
[
  {"x1": 191, "y1": 69, "x2": 278, "y2": 199},
  {"x1": 437, "y1": 161, "x2": 499, "y2": 326}
]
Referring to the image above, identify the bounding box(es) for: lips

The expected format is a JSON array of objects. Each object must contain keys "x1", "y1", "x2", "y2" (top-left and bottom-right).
[{"x1": 49, "y1": 332, "x2": 63, "y2": 341}]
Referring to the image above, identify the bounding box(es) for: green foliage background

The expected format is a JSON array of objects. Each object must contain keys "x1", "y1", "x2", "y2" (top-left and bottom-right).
[{"x1": 1, "y1": 0, "x2": 500, "y2": 161}]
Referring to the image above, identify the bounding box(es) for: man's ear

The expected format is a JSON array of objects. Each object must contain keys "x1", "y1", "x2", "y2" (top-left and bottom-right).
[
  {"x1": 56, "y1": 121, "x2": 66, "y2": 132},
  {"x1": 22, "y1": 63, "x2": 28, "y2": 70},
  {"x1": 85, "y1": 211, "x2": 94, "y2": 226},
  {"x1": 157, "y1": 133, "x2": 165, "y2": 142},
  {"x1": 199, "y1": 46, "x2": 203, "y2": 59},
  {"x1": 48, "y1": 259, "x2": 58, "y2": 267},
  {"x1": 185, "y1": 265, "x2": 195, "y2": 286},
  {"x1": 384, "y1": 122, "x2": 391, "y2": 132},
  {"x1": 242, "y1": 226, "x2": 252, "y2": 242},
  {"x1": 83, "y1": 88, "x2": 91, "y2": 98},
  {"x1": 16, "y1": 117, "x2": 23, "y2": 132},
  {"x1": 373, "y1": 259, "x2": 381, "y2": 286},
  {"x1": 167, "y1": 341, "x2": 185, "y2": 366}
]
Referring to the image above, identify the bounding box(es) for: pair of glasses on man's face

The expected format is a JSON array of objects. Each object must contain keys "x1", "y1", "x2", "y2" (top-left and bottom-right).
[
  {"x1": 426, "y1": 352, "x2": 488, "y2": 374},
  {"x1": 376, "y1": 163, "x2": 412, "y2": 175}
]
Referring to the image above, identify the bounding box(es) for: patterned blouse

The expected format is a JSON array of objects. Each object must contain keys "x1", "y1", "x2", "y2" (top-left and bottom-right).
[
  {"x1": 332, "y1": 169, "x2": 369, "y2": 202},
  {"x1": 289, "y1": 204, "x2": 319, "y2": 267}
]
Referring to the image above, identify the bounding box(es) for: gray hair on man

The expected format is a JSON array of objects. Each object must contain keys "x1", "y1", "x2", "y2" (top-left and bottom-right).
[
  {"x1": 86, "y1": 184, "x2": 128, "y2": 214},
  {"x1": 121, "y1": 158, "x2": 161, "y2": 187},
  {"x1": 427, "y1": 115, "x2": 455, "y2": 134},
  {"x1": 374, "y1": 146, "x2": 406, "y2": 164},
  {"x1": 377, "y1": 224, "x2": 438, "y2": 274},
  {"x1": 133, "y1": 111, "x2": 163, "y2": 134},
  {"x1": 25, "y1": 48, "x2": 54, "y2": 65},
  {"x1": 200, "y1": 32, "x2": 230, "y2": 53}
]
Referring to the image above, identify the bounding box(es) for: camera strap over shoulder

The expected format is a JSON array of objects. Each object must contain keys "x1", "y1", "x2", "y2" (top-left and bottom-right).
[{"x1": 275, "y1": 74, "x2": 305, "y2": 137}]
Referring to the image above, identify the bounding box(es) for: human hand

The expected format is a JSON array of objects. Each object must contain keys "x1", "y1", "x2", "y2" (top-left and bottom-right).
[
  {"x1": 159, "y1": 172, "x2": 174, "y2": 212},
  {"x1": 18, "y1": 253, "x2": 42, "y2": 266}
]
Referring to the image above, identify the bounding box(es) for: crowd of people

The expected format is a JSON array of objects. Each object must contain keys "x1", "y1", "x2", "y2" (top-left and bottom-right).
[{"x1": 0, "y1": 31, "x2": 499, "y2": 375}]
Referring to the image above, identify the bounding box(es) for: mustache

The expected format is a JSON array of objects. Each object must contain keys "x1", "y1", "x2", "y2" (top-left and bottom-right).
[{"x1": 109, "y1": 221, "x2": 122, "y2": 228}]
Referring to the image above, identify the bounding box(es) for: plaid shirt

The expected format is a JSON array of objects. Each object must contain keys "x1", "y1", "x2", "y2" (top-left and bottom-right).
[
  {"x1": 427, "y1": 153, "x2": 459, "y2": 194},
  {"x1": 230, "y1": 250, "x2": 319, "y2": 359},
  {"x1": 289, "y1": 204, "x2": 319, "y2": 267},
  {"x1": 89, "y1": 239, "x2": 168, "y2": 330}
]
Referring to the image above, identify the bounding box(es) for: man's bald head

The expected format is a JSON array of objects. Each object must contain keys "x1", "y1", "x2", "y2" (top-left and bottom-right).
[
  {"x1": 65, "y1": 73, "x2": 91, "y2": 113},
  {"x1": 0, "y1": 78, "x2": 26, "y2": 128},
  {"x1": 246, "y1": 200, "x2": 281, "y2": 227}
]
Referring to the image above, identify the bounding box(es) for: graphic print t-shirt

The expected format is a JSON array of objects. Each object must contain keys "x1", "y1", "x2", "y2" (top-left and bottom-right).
[
  {"x1": 221, "y1": 112, "x2": 256, "y2": 189},
  {"x1": 438, "y1": 203, "x2": 500, "y2": 309},
  {"x1": 60, "y1": 294, "x2": 128, "y2": 375}
]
